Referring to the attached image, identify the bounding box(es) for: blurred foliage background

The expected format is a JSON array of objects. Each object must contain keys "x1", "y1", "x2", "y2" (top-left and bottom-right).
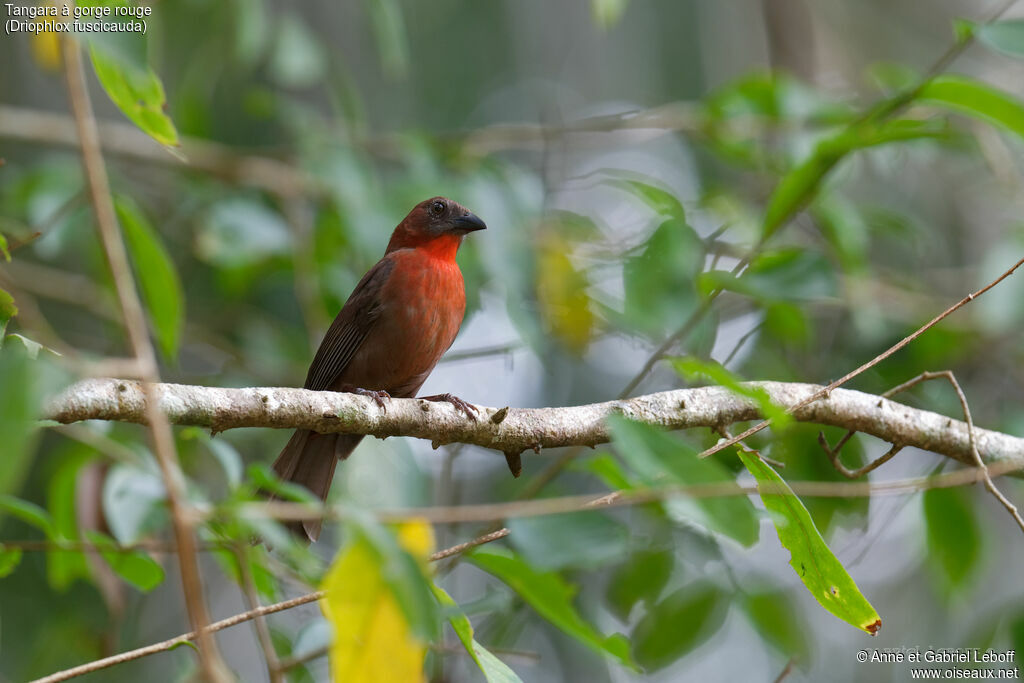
[{"x1": 3, "y1": 0, "x2": 1024, "y2": 681}]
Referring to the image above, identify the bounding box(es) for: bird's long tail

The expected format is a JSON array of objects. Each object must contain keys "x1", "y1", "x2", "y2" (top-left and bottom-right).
[{"x1": 271, "y1": 430, "x2": 364, "y2": 542}]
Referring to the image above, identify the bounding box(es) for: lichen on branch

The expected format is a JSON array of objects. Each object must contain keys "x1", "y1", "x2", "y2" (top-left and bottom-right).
[{"x1": 44, "y1": 378, "x2": 1024, "y2": 470}]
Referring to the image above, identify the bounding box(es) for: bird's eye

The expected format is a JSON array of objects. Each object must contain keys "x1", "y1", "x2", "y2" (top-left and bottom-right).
[{"x1": 430, "y1": 200, "x2": 446, "y2": 217}]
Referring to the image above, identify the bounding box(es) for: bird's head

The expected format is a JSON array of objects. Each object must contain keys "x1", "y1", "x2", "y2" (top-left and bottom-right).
[{"x1": 386, "y1": 197, "x2": 486, "y2": 257}]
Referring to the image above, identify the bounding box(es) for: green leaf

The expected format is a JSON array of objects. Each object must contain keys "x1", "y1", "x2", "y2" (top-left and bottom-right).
[
  {"x1": 865, "y1": 62, "x2": 921, "y2": 95},
  {"x1": 507, "y1": 511, "x2": 629, "y2": 570},
  {"x1": 811, "y1": 193, "x2": 870, "y2": 273},
  {"x1": 232, "y1": 0, "x2": 270, "y2": 66},
  {"x1": 736, "y1": 449, "x2": 881, "y2": 635},
  {"x1": 433, "y1": 586, "x2": 524, "y2": 683},
  {"x1": 181, "y1": 428, "x2": 243, "y2": 488},
  {"x1": 605, "y1": 549, "x2": 674, "y2": 622},
  {"x1": 468, "y1": 547, "x2": 635, "y2": 668},
  {"x1": 748, "y1": 247, "x2": 836, "y2": 300},
  {"x1": 3, "y1": 333, "x2": 58, "y2": 359},
  {"x1": 207, "y1": 439, "x2": 244, "y2": 488},
  {"x1": 0, "y1": 495, "x2": 55, "y2": 537},
  {"x1": 0, "y1": 343, "x2": 42, "y2": 497},
  {"x1": 923, "y1": 486, "x2": 980, "y2": 592},
  {"x1": 167, "y1": 640, "x2": 200, "y2": 653},
  {"x1": 366, "y1": 0, "x2": 409, "y2": 78},
  {"x1": 575, "y1": 452, "x2": 635, "y2": 491},
  {"x1": 197, "y1": 198, "x2": 291, "y2": 268},
  {"x1": 631, "y1": 584, "x2": 727, "y2": 671},
  {"x1": 591, "y1": 0, "x2": 628, "y2": 29},
  {"x1": 85, "y1": 530, "x2": 166, "y2": 592},
  {"x1": 76, "y1": 0, "x2": 149, "y2": 73},
  {"x1": 771, "y1": 425, "x2": 869, "y2": 535},
  {"x1": 612, "y1": 178, "x2": 686, "y2": 220},
  {"x1": 742, "y1": 588, "x2": 810, "y2": 662},
  {"x1": 976, "y1": 19, "x2": 1024, "y2": 58},
  {"x1": 102, "y1": 462, "x2": 167, "y2": 544},
  {"x1": 88, "y1": 46, "x2": 179, "y2": 147},
  {"x1": 212, "y1": 547, "x2": 280, "y2": 602},
  {"x1": 0, "y1": 544, "x2": 23, "y2": 578},
  {"x1": 918, "y1": 75, "x2": 1024, "y2": 140},
  {"x1": 268, "y1": 12, "x2": 327, "y2": 88},
  {"x1": 47, "y1": 447, "x2": 95, "y2": 591},
  {"x1": 0, "y1": 234, "x2": 10, "y2": 262},
  {"x1": 622, "y1": 218, "x2": 704, "y2": 335},
  {"x1": 953, "y1": 18, "x2": 976, "y2": 45},
  {"x1": 762, "y1": 119, "x2": 949, "y2": 238},
  {"x1": 247, "y1": 463, "x2": 320, "y2": 504},
  {"x1": 673, "y1": 358, "x2": 792, "y2": 430},
  {"x1": 706, "y1": 71, "x2": 853, "y2": 124},
  {"x1": 763, "y1": 302, "x2": 811, "y2": 348},
  {"x1": 1011, "y1": 612, "x2": 1024, "y2": 657},
  {"x1": 0, "y1": 288, "x2": 16, "y2": 339},
  {"x1": 115, "y1": 196, "x2": 184, "y2": 361},
  {"x1": 608, "y1": 417, "x2": 759, "y2": 547},
  {"x1": 701, "y1": 248, "x2": 837, "y2": 303}
]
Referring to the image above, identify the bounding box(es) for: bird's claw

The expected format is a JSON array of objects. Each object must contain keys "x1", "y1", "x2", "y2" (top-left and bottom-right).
[
  {"x1": 347, "y1": 386, "x2": 391, "y2": 411},
  {"x1": 421, "y1": 393, "x2": 479, "y2": 421}
]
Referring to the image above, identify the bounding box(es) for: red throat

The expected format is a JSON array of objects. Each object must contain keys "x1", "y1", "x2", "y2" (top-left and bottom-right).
[{"x1": 414, "y1": 233, "x2": 462, "y2": 262}]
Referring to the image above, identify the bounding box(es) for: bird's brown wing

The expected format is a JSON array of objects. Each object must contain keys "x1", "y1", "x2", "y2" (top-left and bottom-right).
[{"x1": 303, "y1": 256, "x2": 395, "y2": 392}]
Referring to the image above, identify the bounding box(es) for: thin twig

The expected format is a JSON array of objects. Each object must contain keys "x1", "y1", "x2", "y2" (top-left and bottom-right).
[
  {"x1": 276, "y1": 641, "x2": 540, "y2": 674},
  {"x1": 716, "y1": 425, "x2": 785, "y2": 468},
  {"x1": 816, "y1": 365, "x2": 983, "y2": 467},
  {"x1": 909, "y1": 371, "x2": 1024, "y2": 533},
  {"x1": 60, "y1": 31, "x2": 228, "y2": 681},
  {"x1": 618, "y1": 295, "x2": 715, "y2": 398},
  {"x1": 29, "y1": 592, "x2": 325, "y2": 683},
  {"x1": 701, "y1": 256, "x2": 1024, "y2": 459},
  {"x1": 54, "y1": 424, "x2": 142, "y2": 465},
  {"x1": 819, "y1": 435, "x2": 903, "y2": 480},
  {"x1": 0, "y1": 105, "x2": 319, "y2": 198},
  {"x1": 722, "y1": 321, "x2": 764, "y2": 368},
  {"x1": 865, "y1": 0, "x2": 1020, "y2": 124},
  {"x1": 441, "y1": 342, "x2": 521, "y2": 364},
  {"x1": 228, "y1": 459, "x2": 1024, "y2": 526},
  {"x1": 428, "y1": 528, "x2": 511, "y2": 561},
  {"x1": 618, "y1": 229, "x2": 760, "y2": 400},
  {"x1": 275, "y1": 644, "x2": 328, "y2": 673},
  {"x1": 0, "y1": 259, "x2": 118, "y2": 321},
  {"x1": 772, "y1": 657, "x2": 796, "y2": 683}
]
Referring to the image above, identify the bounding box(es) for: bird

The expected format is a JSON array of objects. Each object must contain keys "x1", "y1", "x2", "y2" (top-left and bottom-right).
[{"x1": 272, "y1": 196, "x2": 486, "y2": 541}]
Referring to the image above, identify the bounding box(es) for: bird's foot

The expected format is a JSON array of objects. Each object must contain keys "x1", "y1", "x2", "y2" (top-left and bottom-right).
[
  {"x1": 420, "y1": 393, "x2": 479, "y2": 421},
  {"x1": 343, "y1": 385, "x2": 391, "y2": 411}
]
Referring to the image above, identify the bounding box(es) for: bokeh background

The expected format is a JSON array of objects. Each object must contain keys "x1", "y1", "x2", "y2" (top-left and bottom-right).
[{"x1": 3, "y1": 0, "x2": 1024, "y2": 681}]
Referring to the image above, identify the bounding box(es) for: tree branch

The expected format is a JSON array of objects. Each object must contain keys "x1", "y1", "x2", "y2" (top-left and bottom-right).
[{"x1": 44, "y1": 379, "x2": 1024, "y2": 471}]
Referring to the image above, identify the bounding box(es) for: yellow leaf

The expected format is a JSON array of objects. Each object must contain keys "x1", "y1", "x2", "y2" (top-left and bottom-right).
[
  {"x1": 320, "y1": 520, "x2": 435, "y2": 683},
  {"x1": 30, "y1": 2, "x2": 61, "y2": 72},
  {"x1": 537, "y1": 237, "x2": 595, "y2": 354}
]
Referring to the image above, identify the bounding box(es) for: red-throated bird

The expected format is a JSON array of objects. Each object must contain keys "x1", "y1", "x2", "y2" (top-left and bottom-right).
[{"x1": 272, "y1": 197, "x2": 486, "y2": 541}]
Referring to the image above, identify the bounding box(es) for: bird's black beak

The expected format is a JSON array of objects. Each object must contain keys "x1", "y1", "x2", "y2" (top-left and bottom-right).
[{"x1": 452, "y1": 212, "x2": 487, "y2": 233}]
